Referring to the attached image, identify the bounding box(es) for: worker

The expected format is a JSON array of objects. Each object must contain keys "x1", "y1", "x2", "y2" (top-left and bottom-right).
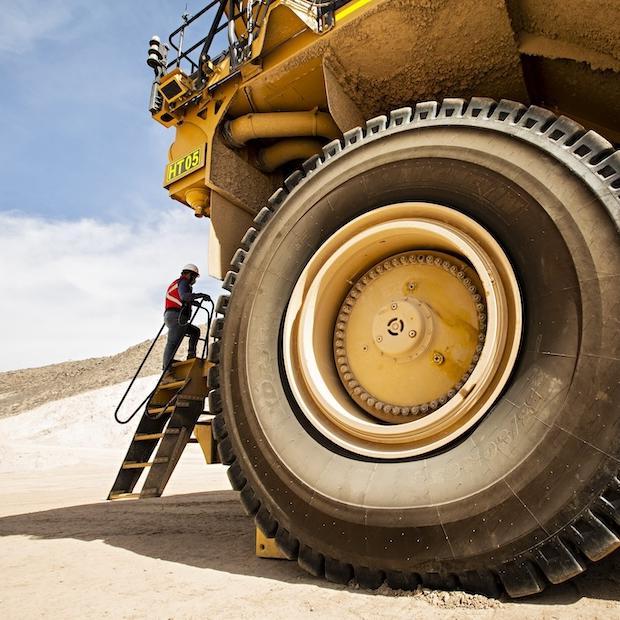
[{"x1": 162, "y1": 263, "x2": 208, "y2": 376}]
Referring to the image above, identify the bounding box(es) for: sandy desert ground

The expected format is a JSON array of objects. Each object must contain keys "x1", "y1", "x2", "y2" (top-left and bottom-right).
[{"x1": 2, "y1": 355, "x2": 620, "y2": 619}]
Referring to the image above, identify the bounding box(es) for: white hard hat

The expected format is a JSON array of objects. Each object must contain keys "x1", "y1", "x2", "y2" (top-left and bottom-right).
[{"x1": 182, "y1": 263, "x2": 200, "y2": 276}]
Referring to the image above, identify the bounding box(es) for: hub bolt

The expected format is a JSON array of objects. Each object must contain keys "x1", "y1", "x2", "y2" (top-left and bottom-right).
[
  {"x1": 376, "y1": 336, "x2": 383, "y2": 343},
  {"x1": 432, "y1": 351, "x2": 445, "y2": 365},
  {"x1": 409, "y1": 330, "x2": 417, "y2": 338},
  {"x1": 391, "y1": 302, "x2": 398, "y2": 310},
  {"x1": 407, "y1": 281, "x2": 416, "y2": 291}
]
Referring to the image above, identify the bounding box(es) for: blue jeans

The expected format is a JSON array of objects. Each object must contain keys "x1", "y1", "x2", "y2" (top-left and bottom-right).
[{"x1": 163, "y1": 309, "x2": 200, "y2": 370}]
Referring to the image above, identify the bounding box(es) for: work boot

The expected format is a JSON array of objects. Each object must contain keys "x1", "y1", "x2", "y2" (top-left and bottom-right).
[{"x1": 186, "y1": 350, "x2": 197, "y2": 361}]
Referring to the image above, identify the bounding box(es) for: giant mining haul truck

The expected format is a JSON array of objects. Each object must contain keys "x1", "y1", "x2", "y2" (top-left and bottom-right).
[{"x1": 111, "y1": 0, "x2": 620, "y2": 599}]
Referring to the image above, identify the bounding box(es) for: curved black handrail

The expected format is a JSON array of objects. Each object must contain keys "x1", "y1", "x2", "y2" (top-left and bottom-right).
[{"x1": 113, "y1": 298, "x2": 213, "y2": 425}]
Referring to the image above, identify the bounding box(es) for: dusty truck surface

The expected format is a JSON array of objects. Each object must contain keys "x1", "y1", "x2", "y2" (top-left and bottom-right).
[{"x1": 111, "y1": 0, "x2": 620, "y2": 599}]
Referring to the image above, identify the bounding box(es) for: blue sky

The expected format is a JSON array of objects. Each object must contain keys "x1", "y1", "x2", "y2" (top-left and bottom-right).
[{"x1": 0, "y1": 1, "x2": 225, "y2": 371}]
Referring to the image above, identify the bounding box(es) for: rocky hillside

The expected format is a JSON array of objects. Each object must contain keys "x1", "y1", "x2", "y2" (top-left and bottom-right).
[{"x1": 0, "y1": 326, "x2": 207, "y2": 419}]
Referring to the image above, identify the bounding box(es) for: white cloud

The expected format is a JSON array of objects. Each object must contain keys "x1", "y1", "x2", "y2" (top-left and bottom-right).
[
  {"x1": 0, "y1": 210, "x2": 223, "y2": 371},
  {"x1": 0, "y1": 0, "x2": 86, "y2": 54}
]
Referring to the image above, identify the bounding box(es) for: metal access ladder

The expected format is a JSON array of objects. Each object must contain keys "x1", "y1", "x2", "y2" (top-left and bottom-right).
[{"x1": 108, "y1": 357, "x2": 216, "y2": 500}]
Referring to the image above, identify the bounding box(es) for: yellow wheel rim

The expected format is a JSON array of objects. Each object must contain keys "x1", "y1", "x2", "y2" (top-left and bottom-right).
[{"x1": 283, "y1": 203, "x2": 522, "y2": 458}]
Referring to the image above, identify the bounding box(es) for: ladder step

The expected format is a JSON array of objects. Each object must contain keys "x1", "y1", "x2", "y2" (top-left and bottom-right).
[
  {"x1": 109, "y1": 492, "x2": 141, "y2": 500},
  {"x1": 158, "y1": 380, "x2": 186, "y2": 390},
  {"x1": 134, "y1": 433, "x2": 165, "y2": 441},
  {"x1": 121, "y1": 462, "x2": 150, "y2": 470},
  {"x1": 122, "y1": 457, "x2": 169, "y2": 469},
  {"x1": 171, "y1": 359, "x2": 196, "y2": 369},
  {"x1": 134, "y1": 428, "x2": 181, "y2": 441},
  {"x1": 147, "y1": 405, "x2": 176, "y2": 415}
]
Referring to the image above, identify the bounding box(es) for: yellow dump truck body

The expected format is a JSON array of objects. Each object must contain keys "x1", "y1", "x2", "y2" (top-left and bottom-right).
[{"x1": 138, "y1": 0, "x2": 620, "y2": 599}]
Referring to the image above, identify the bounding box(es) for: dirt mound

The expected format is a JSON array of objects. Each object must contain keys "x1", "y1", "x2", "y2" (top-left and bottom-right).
[{"x1": 0, "y1": 326, "x2": 207, "y2": 419}]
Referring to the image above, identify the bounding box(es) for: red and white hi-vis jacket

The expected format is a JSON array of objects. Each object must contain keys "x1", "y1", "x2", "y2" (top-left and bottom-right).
[{"x1": 165, "y1": 278, "x2": 184, "y2": 310}]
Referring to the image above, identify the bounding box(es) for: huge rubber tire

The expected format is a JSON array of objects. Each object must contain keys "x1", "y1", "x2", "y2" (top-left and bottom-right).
[{"x1": 208, "y1": 99, "x2": 620, "y2": 598}]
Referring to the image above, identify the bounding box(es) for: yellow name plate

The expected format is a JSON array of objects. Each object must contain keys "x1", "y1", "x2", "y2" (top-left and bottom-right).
[{"x1": 163, "y1": 146, "x2": 205, "y2": 186}]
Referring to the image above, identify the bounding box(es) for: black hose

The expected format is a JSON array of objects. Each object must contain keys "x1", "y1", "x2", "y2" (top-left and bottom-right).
[{"x1": 113, "y1": 323, "x2": 165, "y2": 424}]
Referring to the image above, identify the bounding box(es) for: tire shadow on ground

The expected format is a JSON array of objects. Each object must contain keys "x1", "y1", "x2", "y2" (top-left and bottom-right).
[{"x1": 0, "y1": 489, "x2": 619, "y2": 604}]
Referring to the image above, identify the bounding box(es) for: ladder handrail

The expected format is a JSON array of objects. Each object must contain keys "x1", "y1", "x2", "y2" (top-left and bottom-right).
[
  {"x1": 114, "y1": 297, "x2": 213, "y2": 425},
  {"x1": 201, "y1": 296, "x2": 215, "y2": 358}
]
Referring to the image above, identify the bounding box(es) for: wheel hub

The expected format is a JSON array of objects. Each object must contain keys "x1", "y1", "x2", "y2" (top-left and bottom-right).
[
  {"x1": 371, "y1": 297, "x2": 429, "y2": 358},
  {"x1": 335, "y1": 252, "x2": 486, "y2": 423}
]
